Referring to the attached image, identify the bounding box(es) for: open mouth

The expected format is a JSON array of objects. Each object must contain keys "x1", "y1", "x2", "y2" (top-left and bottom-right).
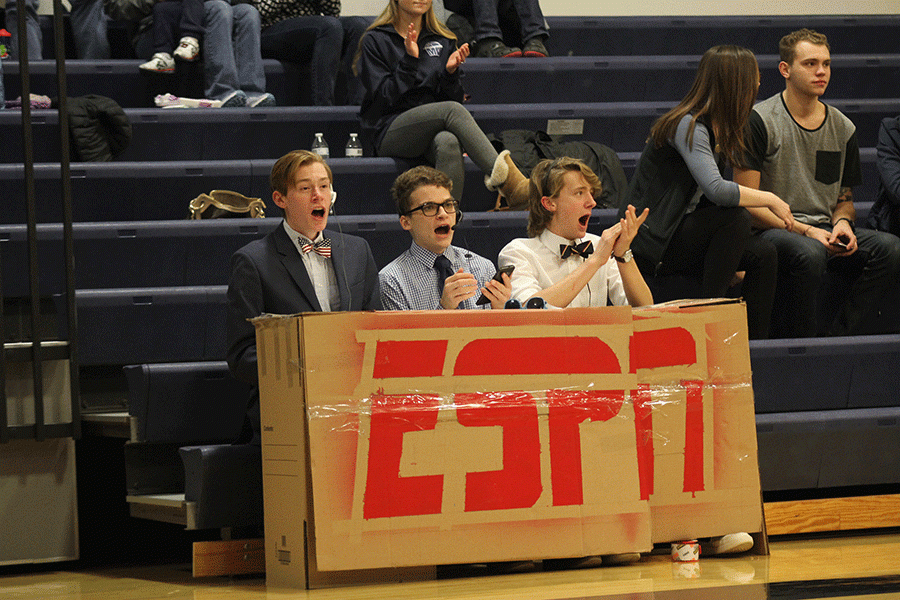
[
  {"x1": 578, "y1": 214, "x2": 590, "y2": 226},
  {"x1": 435, "y1": 225, "x2": 451, "y2": 235},
  {"x1": 312, "y1": 208, "x2": 326, "y2": 218}
]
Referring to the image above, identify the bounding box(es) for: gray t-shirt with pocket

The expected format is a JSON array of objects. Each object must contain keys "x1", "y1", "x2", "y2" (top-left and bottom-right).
[{"x1": 744, "y1": 93, "x2": 862, "y2": 225}]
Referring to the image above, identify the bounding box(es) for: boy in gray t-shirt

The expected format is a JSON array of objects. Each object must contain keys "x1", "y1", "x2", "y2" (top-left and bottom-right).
[{"x1": 735, "y1": 28, "x2": 900, "y2": 338}]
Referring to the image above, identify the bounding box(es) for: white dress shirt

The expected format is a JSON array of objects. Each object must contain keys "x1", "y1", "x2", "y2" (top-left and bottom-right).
[
  {"x1": 283, "y1": 221, "x2": 339, "y2": 311},
  {"x1": 498, "y1": 229, "x2": 628, "y2": 308}
]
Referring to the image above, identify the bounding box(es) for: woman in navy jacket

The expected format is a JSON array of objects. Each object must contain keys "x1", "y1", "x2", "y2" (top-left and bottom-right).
[{"x1": 354, "y1": 0, "x2": 529, "y2": 208}]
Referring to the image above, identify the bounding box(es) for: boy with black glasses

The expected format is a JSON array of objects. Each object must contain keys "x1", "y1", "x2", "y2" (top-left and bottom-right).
[{"x1": 380, "y1": 166, "x2": 512, "y2": 310}]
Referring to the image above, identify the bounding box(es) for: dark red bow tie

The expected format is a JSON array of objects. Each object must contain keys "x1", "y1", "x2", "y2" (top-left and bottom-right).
[{"x1": 560, "y1": 240, "x2": 594, "y2": 259}]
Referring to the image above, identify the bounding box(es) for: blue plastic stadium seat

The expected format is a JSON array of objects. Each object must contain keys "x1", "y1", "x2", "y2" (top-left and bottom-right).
[{"x1": 58, "y1": 286, "x2": 227, "y2": 365}]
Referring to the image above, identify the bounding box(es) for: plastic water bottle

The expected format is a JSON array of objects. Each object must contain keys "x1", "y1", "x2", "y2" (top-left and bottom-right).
[
  {"x1": 345, "y1": 133, "x2": 362, "y2": 158},
  {"x1": 311, "y1": 132, "x2": 329, "y2": 160}
]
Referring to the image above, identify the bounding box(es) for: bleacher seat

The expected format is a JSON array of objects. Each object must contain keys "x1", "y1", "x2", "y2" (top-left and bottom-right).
[
  {"x1": 57, "y1": 286, "x2": 227, "y2": 365},
  {"x1": 0, "y1": 153, "x2": 884, "y2": 226},
  {"x1": 546, "y1": 15, "x2": 900, "y2": 57},
  {"x1": 757, "y1": 407, "x2": 900, "y2": 492},
  {"x1": 4, "y1": 98, "x2": 898, "y2": 164},
  {"x1": 124, "y1": 362, "x2": 262, "y2": 531},
  {"x1": 6, "y1": 53, "x2": 900, "y2": 109}
]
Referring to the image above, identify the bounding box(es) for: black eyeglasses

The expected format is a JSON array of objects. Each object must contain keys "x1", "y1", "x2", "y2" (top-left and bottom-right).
[{"x1": 405, "y1": 200, "x2": 459, "y2": 217}]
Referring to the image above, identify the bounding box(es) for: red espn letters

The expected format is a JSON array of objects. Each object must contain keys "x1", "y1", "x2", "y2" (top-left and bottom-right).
[{"x1": 363, "y1": 328, "x2": 705, "y2": 520}]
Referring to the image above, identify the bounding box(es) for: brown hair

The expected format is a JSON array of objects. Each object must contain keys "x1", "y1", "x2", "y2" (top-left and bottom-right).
[
  {"x1": 270, "y1": 150, "x2": 333, "y2": 196},
  {"x1": 353, "y1": 0, "x2": 457, "y2": 76},
  {"x1": 779, "y1": 28, "x2": 830, "y2": 65},
  {"x1": 649, "y1": 45, "x2": 759, "y2": 168},
  {"x1": 391, "y1": 165, "x2": 453, "y2": 215},
  {"x1": 527, "y1": 157, "x2": 601, "y2": 238}
]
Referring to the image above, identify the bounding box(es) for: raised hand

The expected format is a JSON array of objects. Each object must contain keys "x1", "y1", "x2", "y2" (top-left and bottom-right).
[
  {"x1": 405, "y1": 22, "x2": 419, "y2": 58},
  {"x1": 446, "y1": 42, "x2": 469, "y2": 73},
  {"x1": 613, "y1": 204, "x2": 649, "y2": 256}
]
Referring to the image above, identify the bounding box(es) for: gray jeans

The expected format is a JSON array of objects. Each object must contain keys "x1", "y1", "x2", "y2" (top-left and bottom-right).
[{"x1": 378, "y1": 101, "x2": 499, "y2": 202}]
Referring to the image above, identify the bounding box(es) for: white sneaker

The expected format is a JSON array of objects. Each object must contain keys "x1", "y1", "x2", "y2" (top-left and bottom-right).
[
  {"x1": 154, "y1": 93, "x2": 183, "y2": 108},
  {"x1": 154, "y1": 93, "x2": 222, "y2": 108},
  {"x1": 219, "y1": 90, "x2": 248, "y2": 108},
  {"x1": 601, "y1": 552, "x2": 642, "y2": 565},
  {"x1": 139, "y1": 52, "x2": 175, "y2": 73},
  {"x1": 705, "y1": 532, "x2": 754, "y2": 555},
  {"x1": 246, "y1": 92, "x2": 276, "y2": 108},
  {"x1": 173, "y1": 36, "x2": 200, "y2": 61}
]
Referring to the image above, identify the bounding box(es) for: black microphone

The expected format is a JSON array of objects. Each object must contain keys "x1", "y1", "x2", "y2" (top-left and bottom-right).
[
  {"x1": 525, "y1": 297, "x2": 546, "y2": 309},
  {"x1": 451, "y1": 210, "x2": 463, "y2": 230}
]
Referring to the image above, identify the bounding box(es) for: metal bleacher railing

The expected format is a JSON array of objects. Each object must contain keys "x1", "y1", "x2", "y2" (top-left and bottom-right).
[{"x1": 2, "y1": 0, "x2": 80, "y2": 444}]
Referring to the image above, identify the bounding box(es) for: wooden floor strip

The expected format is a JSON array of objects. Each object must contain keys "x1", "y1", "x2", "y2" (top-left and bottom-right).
[{"x1": 764, "y1": 494, "x2": 900, "y2": 535}]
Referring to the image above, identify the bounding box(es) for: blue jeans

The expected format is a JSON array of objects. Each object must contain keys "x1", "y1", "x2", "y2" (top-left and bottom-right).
[
  {"x1": 6, "y1": 0, "x2": 109, "y2": 59},
  {"x1": 150, "y1": 0, "x2": 204, "y2": 54},
  {"x1": 260, "y1": 15, "x2": 367, "y2": 106},
  {"x1": 759, "y1": 225, "x2": 900, "y2": 337},
  {"x1": 5, "y1": 0, "x2": 42, "y2": 59},
  {"x1": 69, "y1": 0, "x2": 110, "y2": 59},
  {"x1": 261, "y1": 15, "x2": 341, "y2": 106},
  {"x1": 445, "y1": 0, "x2": 547, "y2": 45},
  {"x1": 202, "y1": 1, "x2": 265, "y2": 100}
]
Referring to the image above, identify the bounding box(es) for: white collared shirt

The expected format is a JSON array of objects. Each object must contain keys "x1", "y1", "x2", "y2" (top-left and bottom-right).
[
  {"x1": 498, "y1": 229, "x2": 627, "y2": 308},
  {"x1": 283, "y1": 221, "x2": 339, "y2": 312}
]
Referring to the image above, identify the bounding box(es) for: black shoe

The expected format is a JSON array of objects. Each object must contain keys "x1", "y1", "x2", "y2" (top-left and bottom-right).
[
  {"x1": 474, "y1": 37, "x2": 521, "y2": 58},
  {"x1": 522, "y1": 36, "x2": 549, "y2": 57}
]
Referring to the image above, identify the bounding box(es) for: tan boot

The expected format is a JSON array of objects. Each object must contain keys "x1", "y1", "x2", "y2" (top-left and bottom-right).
[{"x1": 485, "y1": 150, "x2": 531, "y2": 210}]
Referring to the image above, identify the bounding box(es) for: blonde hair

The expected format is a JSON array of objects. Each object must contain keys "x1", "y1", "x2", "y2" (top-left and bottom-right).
[
  {"x1": 353, "y1": 0, "x2": 457, "y2": 76},
  {"x1": 527, "y1": 157, "x2": 601, "y2": 238},
  {"x1": 270, "y1": 150, "x2": 332, "y2": 196}
]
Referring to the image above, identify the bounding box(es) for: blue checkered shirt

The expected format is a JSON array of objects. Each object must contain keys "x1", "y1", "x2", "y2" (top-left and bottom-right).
[{"x1": 379, "y1": 242, "x2": 498, "y2": 310}]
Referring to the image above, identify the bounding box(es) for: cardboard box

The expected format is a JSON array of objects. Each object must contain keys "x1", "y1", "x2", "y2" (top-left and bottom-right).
[{"x1": 254, "y1": 301, "x2": 765, "y2": 588}]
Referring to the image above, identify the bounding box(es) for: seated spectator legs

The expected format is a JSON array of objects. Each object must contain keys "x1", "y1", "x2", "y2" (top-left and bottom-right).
[
  {"x1": 760, "y1": 228, "x2": 829, "y2": 338},
  {"x1": 377, "y1": 101, "x2": 502, "y2": 204},
  {"x1": 831, "y1": 227, "x2": 900, "y2": 336},
  {"x1": 468, "y1": 0, "x2": 520, "y2": 57},
  {"x1": 5, "y1": 0, "x2": 42, "y2": 59},
  {"x1": 483, "y1": 0, "x2": 548, "y2": 55},
  {"x1": 142, "y1": 2, "x2": 183, "y2": 71},
  {"x1": 68, "y1": 0, "x2": 110, "y2": 59},
  {"x1": 660, "y1": 204, "x2": 777, "y2": 340},
  {"x1": 339, "y1": 16, "x2": 370, "y2": 105},
  {"x1": 762, "y1": 225, "x2": 900, "y2": 338},
  {"x1": 260, "y1": 15, "x2": 341, "y2": 106},
  {"x1": 175, "y1": 0, "x2": 204, "y2": 60},
  {"x1": 452, "y1": 0, "x2": 548, "y2": 57},
  {"x1": 203, "y1": 0, "x2": 268, "y2": 106},
  {"x1": 504, "y1": 0, "x2": 548, "y2": 56}
]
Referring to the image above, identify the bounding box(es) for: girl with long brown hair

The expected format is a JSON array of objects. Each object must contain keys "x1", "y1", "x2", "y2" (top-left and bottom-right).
[{"x1": 624, "y1": 45, "x2": 793, "y2": 339}]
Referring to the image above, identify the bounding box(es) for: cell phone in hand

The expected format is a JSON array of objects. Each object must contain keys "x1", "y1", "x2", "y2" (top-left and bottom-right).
[
  {"x1": 476, "y1": 265, "x2": 515, "y2": 305},
  {"x1": 831, "y1": 240, "x2": 848, "y2": 249}
]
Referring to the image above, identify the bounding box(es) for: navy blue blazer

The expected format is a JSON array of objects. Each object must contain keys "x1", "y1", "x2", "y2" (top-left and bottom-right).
[{"x1": 226, "y1": 222, "x2": 381, "y2": 441}]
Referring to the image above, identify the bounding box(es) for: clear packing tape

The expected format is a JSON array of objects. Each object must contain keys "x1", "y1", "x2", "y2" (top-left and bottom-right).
[{"x1": 254, "y1": 303, "x2": 765, "y2": 568}]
